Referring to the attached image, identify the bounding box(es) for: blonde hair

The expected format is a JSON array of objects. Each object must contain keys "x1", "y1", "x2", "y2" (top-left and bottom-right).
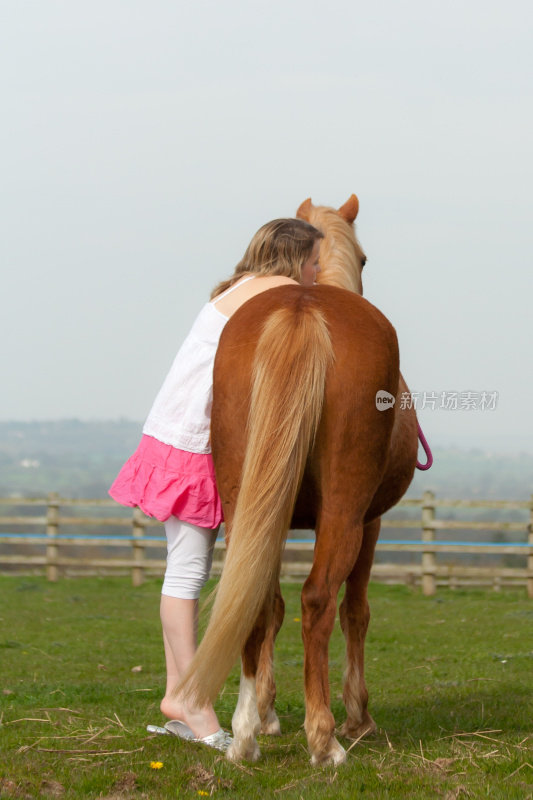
[{"x1": 211, "y1": 218, "x2": 324, "y2": 299}]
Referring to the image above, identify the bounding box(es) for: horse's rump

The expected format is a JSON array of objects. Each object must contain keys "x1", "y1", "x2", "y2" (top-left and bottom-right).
[{"x1": 213, "y1": 284, "x2": 400, "y2": 528}]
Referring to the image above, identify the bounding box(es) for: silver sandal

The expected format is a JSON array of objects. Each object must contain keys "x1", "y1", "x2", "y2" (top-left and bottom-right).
[{"x1": 147, "y1": 720, "x2": 232, "y2": 752}]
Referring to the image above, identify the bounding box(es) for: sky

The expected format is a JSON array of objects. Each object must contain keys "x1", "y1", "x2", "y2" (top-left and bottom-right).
[{"x1": 1, "y1": 0, "x2": 532, "y2": 452}]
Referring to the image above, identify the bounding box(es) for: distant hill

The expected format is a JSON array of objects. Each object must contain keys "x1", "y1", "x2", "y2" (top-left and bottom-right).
[
  {"x1": 408, "y1": 446, "x2": 533, "y2": 500},
  {"x1": 0, "y1": 420, "x2": 141, "y2": 498},
  {"x1": 0, "y1": 420, "x2": 532, "y2": 501}
]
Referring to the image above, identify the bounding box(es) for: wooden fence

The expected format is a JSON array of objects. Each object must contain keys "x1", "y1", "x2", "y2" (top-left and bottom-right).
[{"x1": 1, "y1": 491, "x2": 532, "y2": 596}]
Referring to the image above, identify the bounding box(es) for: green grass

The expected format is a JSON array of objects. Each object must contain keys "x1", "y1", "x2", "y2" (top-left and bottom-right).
[{"x1": 0, "y1": 577, "x2": 531, "y2": 799}]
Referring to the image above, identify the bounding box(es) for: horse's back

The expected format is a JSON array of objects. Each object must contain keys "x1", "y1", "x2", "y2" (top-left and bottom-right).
[{"x1": 215, "y1": 283, "x2": 398, "y2": 402}]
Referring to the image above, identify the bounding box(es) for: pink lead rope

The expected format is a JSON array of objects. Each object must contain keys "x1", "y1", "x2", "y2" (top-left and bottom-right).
[{"x1": 416, "y1": 421, "x2": 433, "y2": 470}]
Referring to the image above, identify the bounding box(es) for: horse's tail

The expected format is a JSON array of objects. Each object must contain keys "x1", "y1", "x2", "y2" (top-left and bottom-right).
[{"x1": 177, "y1": 301, "x2": 334, "y2": 706}]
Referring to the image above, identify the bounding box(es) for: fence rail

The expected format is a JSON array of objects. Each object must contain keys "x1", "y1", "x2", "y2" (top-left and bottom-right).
[{"x1": 1, "y1": 491, "x2": 532, "y2": 596}]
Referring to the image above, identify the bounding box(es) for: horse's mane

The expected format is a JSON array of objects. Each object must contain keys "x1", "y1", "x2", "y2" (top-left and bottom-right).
[{"x1": 297, "y1": 197, "x2": 365, "y2": 295}]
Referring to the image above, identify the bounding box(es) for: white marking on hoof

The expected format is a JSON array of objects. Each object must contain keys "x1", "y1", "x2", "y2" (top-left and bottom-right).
[
  {"x1": 229, "y1": 668, "x2": 261, "y2": 762},
  {"x1": 310, "y1": 738, "x2": 346, "y2": 766},
  {"x1": 261, "y1": 707, "x2": 282, "y2": 736},
  {"x1": 226, "y1": 738, "x2": 261, "y2": 762}
]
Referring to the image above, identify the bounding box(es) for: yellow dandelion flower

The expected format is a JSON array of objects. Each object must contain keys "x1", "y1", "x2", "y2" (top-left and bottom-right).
[
  {"x1": 197, "y1": 792, "x2": 209, "y2": 797},
  {"x1": 150, "y1": 761, "x2": 163, "y2": 769}
]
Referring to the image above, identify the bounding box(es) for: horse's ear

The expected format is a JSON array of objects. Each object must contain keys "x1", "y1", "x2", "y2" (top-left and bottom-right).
[
  {"x1": 338, "y1": 194, "x2": 359, "y2": 223},
  {"x1": 296, "y1": 198, "x2": 313, "y2": 220}
]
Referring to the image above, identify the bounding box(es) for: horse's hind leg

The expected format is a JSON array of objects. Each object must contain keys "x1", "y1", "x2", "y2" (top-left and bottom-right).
[
  {"x1": 227, "y1": 593, "x2": 276, "y2": 762},
  {"x1": 301, "y1": 519, "x2": 363, "y2": 766},
  {"x1": 256, "y1": 582, "x2": 285, "y2": 735},
  {"x1": 339, "y1": 517, "x2": 380, "y2": 740}
]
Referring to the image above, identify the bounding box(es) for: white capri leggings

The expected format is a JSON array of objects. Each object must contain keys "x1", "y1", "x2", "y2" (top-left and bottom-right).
[{"x1": 161, "y1": 516, "x2": 218, "y2": 599}]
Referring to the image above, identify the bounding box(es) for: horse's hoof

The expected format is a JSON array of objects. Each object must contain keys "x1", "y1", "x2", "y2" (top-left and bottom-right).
[
  {"x1": 339, "y1": 713, "x2": 377, "y2": 741},
  {"x1": 260, "y1": 710, "x2": 282, "y2": 736},
  {"x1": 226, "y1": 739, "x2": 261, "y2": 763},
  {"x1": 310, "y1": 738, "x2": 346, "y2": 766}
]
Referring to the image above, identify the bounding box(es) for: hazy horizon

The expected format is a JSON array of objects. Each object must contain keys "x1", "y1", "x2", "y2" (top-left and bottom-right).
[{"x1": 2, "y1": 417, "x2": 532, "y2": 458}]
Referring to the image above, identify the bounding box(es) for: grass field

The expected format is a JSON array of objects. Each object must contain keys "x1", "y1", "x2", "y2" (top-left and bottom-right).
[{"x1": 1, "y1": 576, "x2": 531, "y2": 799}]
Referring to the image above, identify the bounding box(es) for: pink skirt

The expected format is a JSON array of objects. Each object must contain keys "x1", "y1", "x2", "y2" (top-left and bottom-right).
[{"x1": 109, "y1": 434, "x2": 223, "y2": 527}]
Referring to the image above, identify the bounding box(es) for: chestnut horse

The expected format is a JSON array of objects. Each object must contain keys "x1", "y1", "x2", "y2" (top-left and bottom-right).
[{"x1": 178, "y1": 195, "x2": 418, "y2": 765}]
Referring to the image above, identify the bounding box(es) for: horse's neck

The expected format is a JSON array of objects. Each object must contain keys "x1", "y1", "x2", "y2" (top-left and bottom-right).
[
  {"x1": 318, "y1": 239, "x2": 362, "y2": 294},
  {"x1": 319, "y1": 265, "x2": 361, "y2": 294},
  {"x1": 310, "y1": 209, "x2": 362, "y2": 295}
]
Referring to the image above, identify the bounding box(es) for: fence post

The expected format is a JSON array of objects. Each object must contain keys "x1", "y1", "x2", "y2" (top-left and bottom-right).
[
  {"x1": 132, "y1": 508, "x2": 146, "y2": 587},
  {"x1": 527, "y1": 494, "x2": 533, "y2": 598},
  {"x1": 46, "y1": 492, "x2": 60, "y2": 582},
  {"x1": 421, "y1": 490, "x2": 436, "y2": 596}
]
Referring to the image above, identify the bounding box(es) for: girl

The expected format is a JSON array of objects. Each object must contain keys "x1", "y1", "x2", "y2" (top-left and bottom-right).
[{"x1": 109, "y1": 218, "x2": 323, "y2": 750}]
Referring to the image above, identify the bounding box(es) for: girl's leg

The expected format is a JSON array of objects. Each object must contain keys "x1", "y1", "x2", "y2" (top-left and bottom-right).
[{"x1": 159, "y1": 517, "x2": 220, "y2": 738}]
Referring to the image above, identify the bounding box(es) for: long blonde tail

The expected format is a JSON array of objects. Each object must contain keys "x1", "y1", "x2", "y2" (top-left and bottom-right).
[{"x1": 177, "y1": 302, "x2": 334, "y2": 706}]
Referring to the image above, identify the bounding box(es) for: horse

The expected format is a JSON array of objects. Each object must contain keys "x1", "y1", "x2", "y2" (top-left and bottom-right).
[{"x1": 177, "y1": 195, "x2": 419, "y2": 765}]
